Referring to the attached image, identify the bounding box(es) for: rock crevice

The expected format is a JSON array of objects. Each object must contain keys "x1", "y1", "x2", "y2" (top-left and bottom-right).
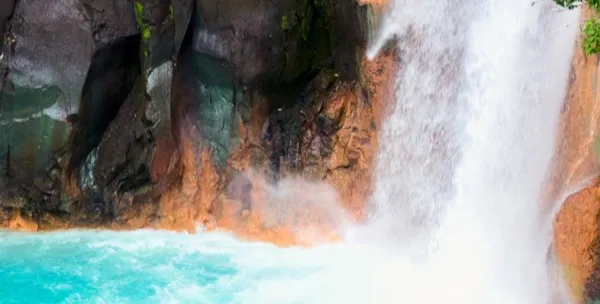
[{"x1": 0, "y1": 0, "x2": 397, "y2": 245}]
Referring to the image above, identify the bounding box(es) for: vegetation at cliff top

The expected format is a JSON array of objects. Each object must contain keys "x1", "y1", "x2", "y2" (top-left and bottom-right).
[
  {"x1": 555, "y1": 0, "x2": 600, "y2": 10},
  {"x1": 583, "y1": 18, "x2": 600, "y2": 55},
  {"x1": 554, "y1": 0, "x2": 600, "y2": 55}
]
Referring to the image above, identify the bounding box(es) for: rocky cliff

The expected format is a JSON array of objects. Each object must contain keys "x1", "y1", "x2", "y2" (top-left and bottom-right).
[
  {"x1": 554, "y1": 7, "x2": 600, "y2": 303},
  {"x1": 0, "y1": 0, "x2": 397, "y2": 245},
  {"x1": 5, "y1": 0, "x2": 600, "y2": 302}
]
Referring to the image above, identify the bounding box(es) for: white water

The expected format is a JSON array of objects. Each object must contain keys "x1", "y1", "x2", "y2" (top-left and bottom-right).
[
  {"x1": 0, "y1": 1, "x2": 584, "y2": 303},
  {"x1": 366, "y1": 0, "x2": 580, "y2": 303}
]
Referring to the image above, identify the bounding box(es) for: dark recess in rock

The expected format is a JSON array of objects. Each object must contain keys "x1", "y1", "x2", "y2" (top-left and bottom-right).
[
  {"x1": 586, "y1": 215, "x2": 600, "y2": 301},
  {"x1": 170, "y1": 9, "x2": 197, "y2": 149},
  {"x1": 93, "y1": 79, "x2": 153, "y2": 194},
  {"x1": 69, "y1": 36, "x2": 141, "y2": 174},
  {"x1": 172, "y1": 0, "x2": 195, "y2": 55},
  {"x1": 0, "y1": 0, "x2": 16, "y2": 51},
  {"x1": 80, "y1": 0, "x2": 138, "y2": 45},
  {"x1": 0, "y1": 0, "x2": 376, "y2": 231}
]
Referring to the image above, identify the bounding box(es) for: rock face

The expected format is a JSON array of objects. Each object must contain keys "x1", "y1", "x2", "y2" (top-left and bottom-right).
[
  {"x1": 0, "y1": 0, "x2": 397, "y2": 245},
  {"x1": 6, "y1": 2, "x2": 600, "y2": 303},
  {"x1": 554, "y1": 8, "x2": 600, "y2": 303}
]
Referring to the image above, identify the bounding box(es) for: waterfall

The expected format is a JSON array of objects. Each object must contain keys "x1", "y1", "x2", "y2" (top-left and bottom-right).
[{"x1": 367, "y1": 0, "x2": 580, "y2": 302}]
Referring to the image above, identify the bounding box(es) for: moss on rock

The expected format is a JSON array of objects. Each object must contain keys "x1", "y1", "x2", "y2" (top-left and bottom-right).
[
  {"x1": 278, "y1": 0, "x2": 334, "y2": 83},
  {"x1": 134, "y1": 1, "x2": 152, "y2": 77}
]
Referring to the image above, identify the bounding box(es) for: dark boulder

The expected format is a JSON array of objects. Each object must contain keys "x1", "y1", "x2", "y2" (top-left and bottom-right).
[
  {"x1": 194, "y1": 0, "x2": 369, "y2": 88},
  {"x1": 0, "y1": 0, "x2": 137, "y2": 187},
  {"x1": 0, "y1": 0, "x2": 16, "y2": 50},
  {"x1": 0, "y1": 0, "x2": 381, "y2": 231}
]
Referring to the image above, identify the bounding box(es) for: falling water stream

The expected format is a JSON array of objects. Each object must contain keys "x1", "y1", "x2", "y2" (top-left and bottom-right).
[
  {"x1": 368, "y1": 0, "x2": 580, "y2": 302},
  {"x1": 0, "y1": 0, "x2": 583, "y2": 303}
]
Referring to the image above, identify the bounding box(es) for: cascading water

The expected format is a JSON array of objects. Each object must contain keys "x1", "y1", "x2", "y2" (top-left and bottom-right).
[
  {"x1": 0, "y1": 0, "x2": 585, "y2": 303},
  {"x1": 366, "y1": 0, "x2": 581, "y2": 303}
]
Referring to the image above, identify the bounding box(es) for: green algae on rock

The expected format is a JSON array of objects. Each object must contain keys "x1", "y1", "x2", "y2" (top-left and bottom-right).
[{"x1": 0, "y1": 0, "x2": 391, "y2": 245}]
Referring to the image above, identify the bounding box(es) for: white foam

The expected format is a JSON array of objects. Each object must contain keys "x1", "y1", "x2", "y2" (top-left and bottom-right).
[{"x1": 366, "y1": 0, "x2": 580, "y2": 303}]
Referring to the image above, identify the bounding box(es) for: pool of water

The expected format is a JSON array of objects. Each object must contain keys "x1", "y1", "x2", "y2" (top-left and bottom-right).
[{"x1": 0, "y1": 229, "x2": 390, "y2": 304}]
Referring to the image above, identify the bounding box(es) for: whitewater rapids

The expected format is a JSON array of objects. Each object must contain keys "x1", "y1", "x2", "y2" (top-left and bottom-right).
[{"x1": 0, "y1": 0, "x2": 584, "y2": 303}]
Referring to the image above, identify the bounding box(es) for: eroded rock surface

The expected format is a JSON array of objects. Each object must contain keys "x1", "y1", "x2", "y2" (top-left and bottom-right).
[
  {"x1": 0, "y1": 0, "x2": 397, "y2": 246},
  {"x1": 554, "y1": 8, "x2": 600, "y2": 303}
]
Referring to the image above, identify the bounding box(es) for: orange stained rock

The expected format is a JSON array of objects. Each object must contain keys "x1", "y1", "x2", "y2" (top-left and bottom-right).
[
  {"x1": 555, "y1": 185, "x2": 600, "y2": 303},
  {"x1": 0, "y1": 28, "x2": 400, "y2": 249},
  {"x1": 551, "y1": 16, "x2": 600, "y2": 196},
  {"x1": 332, "y1": 44, "x2": 398, "y2": 217},
  {"x1": 361, "y1": 44, "x2": 399, "y2": 128},
  {"x1": 219, "y1": 46, "x2": 399, "y2": 241},
  {"x1": 357, "y1": 0, "x2": 388, "y2": 6},
  {"x1": 8, "y1": 210, "x2": 39, "y2": 232},
  {"x1": 157, "y1": 134, "x2": 220, "y2": 232},
  {"x1": 227, "y1": 96, "x2": 270, "y2": 173},
  {"x1": 554, "y1": 7, "x2": 600, "y2": 303},
  {"x1": 322, "y1": 86, "x2": 375, "y2": 216},
  {"x1": 154, "y1": 41, "x2": 399, "y2": 245},
  {"x1": 216, "y1": 171, "x2": 346, "y2": 247}
]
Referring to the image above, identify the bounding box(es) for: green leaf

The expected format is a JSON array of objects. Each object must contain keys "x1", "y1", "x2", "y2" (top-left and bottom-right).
[{"x1": 582, "y1": 17, "x2": 600, "y2": 55}]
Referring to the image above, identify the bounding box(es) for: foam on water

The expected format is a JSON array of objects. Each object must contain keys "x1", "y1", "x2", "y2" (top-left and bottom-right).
[
  {"x1": 0, "y1": 229, "x2": 406, "y2": 304},
  {"x1": 0, "y1": 0, "x2": 583, "y2": 303},
  {"x1": 367, "y1": 0, "x2": 580, "y2": 303}
]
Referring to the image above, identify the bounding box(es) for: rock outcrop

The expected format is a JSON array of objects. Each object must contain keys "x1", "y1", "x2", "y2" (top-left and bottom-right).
[
  {"x1": 554, "y1": 7, "x2": 600, "y2": 303},
  {"x1": 6, "y1": 2, "x2": 600, "y2": 303},
  {"x1": 0, "y1": 0, "x2": 397, "y2": 245}
]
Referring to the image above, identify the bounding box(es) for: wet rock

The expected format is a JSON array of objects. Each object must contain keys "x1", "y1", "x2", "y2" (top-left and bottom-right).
[
  {"x1": 194, "y1": 0, "x2": 291, "y2": 86},
  {"x1": 216, "y1": 171, "x2": 347, "y2": 246},
  {"x1": 4, "y1": 0, "x2": 137, "y2": 118},
  {"x1": 553, "y1": 8, "x2": 600, "y2": 303},
  {"x1": 555, "y1": 184, "x2": 600, "y2": 303},
  {"x1": 226, "y1": 173, "x2": 253, "y2": 211},
  {"x1": 0, "y1": 0, "x2": 138, "y2": 207},
  {"x1": 90, "y1": 79, "x2": 154, "y2": 211},
  {"x1": 0, "y1": 0, "x2": 395, "y2": 246},
  {"x1": 0, "y1": 0, "x2": 15, "y2": 50},
  {"x1": 186, "y1": 52, "x2": 239, "y2": 167},
  {"x1": 195, "y1": 0, "x2": 368, "y2": 87},
  {"x1": 69, "y1": 36, "x2": 141, "y2": 172},
  {"x1": 8, "y1": 210, "x2": 38, "y2": 231},
  {"x1": 134, "y1": 0, "x2": 193, "y2": 74},
  {"x1": 158, "y1": 0, "x2": 392, "y2": 238},
  {"x1": 74, "y1": 60, "x2": 177, "y2": 222},
  {"x1": 146, "y1": 61, "x2": 178, "y2": 188}
]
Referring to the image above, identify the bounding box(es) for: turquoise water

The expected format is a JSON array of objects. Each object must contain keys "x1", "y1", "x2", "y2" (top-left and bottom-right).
[
  {"x1": 0, "y1": 229, "x2": 386, "y2": 304},
  {"x1": 0, "y1": 227, "x2": 571, "y2": 304}
]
